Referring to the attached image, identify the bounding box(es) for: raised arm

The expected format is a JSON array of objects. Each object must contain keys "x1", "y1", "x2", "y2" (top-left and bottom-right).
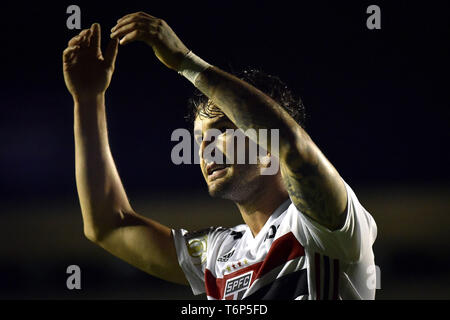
[
  {"x1": 63, "y1": 23, "x2": 187, "y2": 284},
  {"x1": 194, "y1": 68, "x2": 348, "y2": 230},
  {"x1": 111, "y1": 12, "x2": 347, "y2": 231}
]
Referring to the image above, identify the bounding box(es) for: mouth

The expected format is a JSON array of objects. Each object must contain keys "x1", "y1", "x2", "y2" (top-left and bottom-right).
[{"x1": 206, "y1": 163, "x2": 230, "y2": 181}]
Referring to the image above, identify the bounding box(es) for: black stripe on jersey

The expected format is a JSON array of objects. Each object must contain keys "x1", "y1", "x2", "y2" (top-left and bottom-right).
[
  {"x1": 332, "y1": 258, "x2": 340, "y2": 300},
  {"x1": 230, "y1": 231, "x2": 244, "y2": 240},
  {"x1": 315, "y1": 254, "x2": 340, "y2": 300},
  {"x1": 243, "y1": 268, "x2": 308, "y2": 300},
  {"x1": 323, "y1": 255, "x2": 330, "y2": 300},
  {"x1": 314, "y1": 253, "x2": 321, "y2": 299}
]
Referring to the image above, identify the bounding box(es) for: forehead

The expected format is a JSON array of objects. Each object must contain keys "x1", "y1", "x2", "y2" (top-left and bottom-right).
[{"x1": 193, "y1": 114, "x2": 233, "y2": 133}]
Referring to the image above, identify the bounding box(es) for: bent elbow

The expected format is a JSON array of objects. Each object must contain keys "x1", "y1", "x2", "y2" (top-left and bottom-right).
[
  {"x1": 83, "y1": 225, "x2": 108, "y2": 244},
  {"x1": 83, "y1": 226, "x2": 99, "y2": 243}
]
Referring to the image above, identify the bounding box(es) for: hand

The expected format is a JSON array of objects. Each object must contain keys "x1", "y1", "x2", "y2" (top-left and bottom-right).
[
  {"x1": 63, "y1": 23, "x2": 119, "y2": 100},
  {"x1": 110, "y1": 12, "x2": 190, "y2": 71}
]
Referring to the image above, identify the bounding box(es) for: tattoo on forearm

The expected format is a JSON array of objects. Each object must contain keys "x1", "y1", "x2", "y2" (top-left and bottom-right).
[
  {"x1": 196, "y1": 67, "x2": 290, "y2": 138},
  {"x1": 196, "y1": 66, "x2": 345, "y2": 228},
  {"x1": 282, "y1": 157, "x2": 330, "y2": 220}
]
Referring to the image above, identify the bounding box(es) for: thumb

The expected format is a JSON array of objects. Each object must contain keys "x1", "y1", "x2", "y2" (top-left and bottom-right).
[{"x1": 104, "y1": 38, "x2": 119, "y2": 68}]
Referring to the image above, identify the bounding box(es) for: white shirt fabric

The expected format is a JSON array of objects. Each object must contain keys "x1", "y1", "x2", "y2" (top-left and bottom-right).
[{"x1": 172, "y1": 180, "x2": 377, "y2": 300}]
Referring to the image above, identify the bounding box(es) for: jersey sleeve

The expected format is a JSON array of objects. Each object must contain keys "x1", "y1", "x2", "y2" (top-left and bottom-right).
[
  {"x1": 292, "y1": 180, "x2": 377, "y2": 262},
  {"x1": 172, "y1": 226, "x2": 222, "y2": 295}
]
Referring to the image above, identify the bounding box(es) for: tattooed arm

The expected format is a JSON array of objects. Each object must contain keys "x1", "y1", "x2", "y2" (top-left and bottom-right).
[
  {"x1": 195, "y1": 67, "x2": 348, "y2": 230},
  {"x1": 110, "y1": 12, "x2": 347, "y2": 230}
]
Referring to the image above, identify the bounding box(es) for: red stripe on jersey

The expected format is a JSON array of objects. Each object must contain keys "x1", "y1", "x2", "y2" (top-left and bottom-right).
[
  {"x1": 205, "y1": 232, "x2": 305, "y2": 299},
  {"x1": 256, "y1": 232, "x2": 305, "y2": 278}
]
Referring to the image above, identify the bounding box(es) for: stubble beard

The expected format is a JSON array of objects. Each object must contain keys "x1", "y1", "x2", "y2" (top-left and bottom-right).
[{"x1": 207, "y1": 165, "x2": 261, "y2": 203}]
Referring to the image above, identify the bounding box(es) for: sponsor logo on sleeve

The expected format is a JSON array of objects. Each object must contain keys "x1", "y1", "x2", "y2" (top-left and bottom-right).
[{"x1": 187, "y1": 236, "x2": 208, "y2": 265}]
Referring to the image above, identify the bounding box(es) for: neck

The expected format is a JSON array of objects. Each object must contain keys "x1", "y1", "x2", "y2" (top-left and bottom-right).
[{"x1": 235, "y1": 186, "x2": 289, "y2": 238}]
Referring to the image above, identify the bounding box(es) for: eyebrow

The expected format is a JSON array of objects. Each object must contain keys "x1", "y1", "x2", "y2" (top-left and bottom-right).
[{"x1": 194, "y1": 117, "x2": 233, "y2": 136}]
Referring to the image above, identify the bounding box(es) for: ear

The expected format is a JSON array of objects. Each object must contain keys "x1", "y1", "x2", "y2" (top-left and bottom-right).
[
  {"x1": 259, "y1": 153, "x2": 272, "y2": 168},
  {"x1": 259, "y1": 152, "x2": 280, "y2": 176}
]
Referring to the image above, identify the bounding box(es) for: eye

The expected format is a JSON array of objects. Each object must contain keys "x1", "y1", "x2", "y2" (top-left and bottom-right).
[{"x1": 217, "y1": 127, "x2": 228, "y2": 134}]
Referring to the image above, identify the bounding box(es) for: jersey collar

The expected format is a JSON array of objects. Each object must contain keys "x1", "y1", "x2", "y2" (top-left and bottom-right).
[{"x1": 246, "y1": 198, "x2": 292, "y2": 243}]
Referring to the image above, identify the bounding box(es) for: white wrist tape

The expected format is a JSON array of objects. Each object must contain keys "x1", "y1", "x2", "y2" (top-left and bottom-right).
[{"x1": 178, "y1": 51, "x2": 211, "y2": 85}]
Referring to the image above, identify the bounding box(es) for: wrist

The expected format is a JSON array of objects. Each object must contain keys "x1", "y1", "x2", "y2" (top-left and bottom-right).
[
  {"x1": 73, "y1": 93, "x2": 105, "y2": 105},
  {"x1": 177, "y1": 51, "x2": 212, "y2": 85}
]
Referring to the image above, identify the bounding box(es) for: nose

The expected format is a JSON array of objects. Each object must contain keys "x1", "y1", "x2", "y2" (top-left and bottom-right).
[{"x1": 200, "y1": 134, "x2": 217, "y2": 164}]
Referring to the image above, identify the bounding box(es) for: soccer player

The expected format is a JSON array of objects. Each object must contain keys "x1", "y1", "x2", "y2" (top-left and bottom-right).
[{"x1": 63, "y1": 12, "x2": 377, "y2": 300}]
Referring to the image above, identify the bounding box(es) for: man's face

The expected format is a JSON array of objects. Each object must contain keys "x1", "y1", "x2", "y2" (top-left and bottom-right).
[{"x1": 194, "y1": 114, "x2": 263, "y2": 202}]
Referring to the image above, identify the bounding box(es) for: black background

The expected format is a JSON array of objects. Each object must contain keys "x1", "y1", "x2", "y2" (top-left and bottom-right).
[
  {"x1": 1, "y1": 0, "x2": 449, "y2": 200},
  {"x1": 0, "y1": 0, "x2": 449, "y2": 299}
]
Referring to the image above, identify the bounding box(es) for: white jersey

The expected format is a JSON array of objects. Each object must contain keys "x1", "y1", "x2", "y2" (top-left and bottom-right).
[{"x1": 172, "y1": 180, "x2": 377, "y2": 300}]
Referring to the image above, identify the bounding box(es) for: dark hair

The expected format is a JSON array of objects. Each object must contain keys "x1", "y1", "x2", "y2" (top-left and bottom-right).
[{"x1": 185, "y1": 68, "x2": 306, "y2": 128}]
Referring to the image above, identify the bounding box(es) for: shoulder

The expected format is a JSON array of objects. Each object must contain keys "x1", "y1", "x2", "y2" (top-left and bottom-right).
[
  {"x1": 182, "y1": 224, "x2": 247, "y2": 246},
  {"x1": 287, "y1": 179, "x2": 377, "y2": 262},
  {"x1": 210, "y1": 224, "x2": 247, "y2": 244}
]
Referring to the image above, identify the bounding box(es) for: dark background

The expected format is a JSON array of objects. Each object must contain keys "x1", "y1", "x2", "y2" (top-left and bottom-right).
[{"x1": 0, "y1": 0, "x2": 449, "y2": 299}]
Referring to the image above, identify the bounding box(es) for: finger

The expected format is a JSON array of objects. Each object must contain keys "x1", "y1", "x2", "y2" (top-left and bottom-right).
[
  {"x1": 63, "y1": 45, "x2": 80, "y2": 62},
  {"x1": 104, "y1": 38, "x2": 119, "y2": 67},
  {"x1": 118, "y1": 30, "x2": 142, "y2": 45},
  {"x1": 116, "y1": 11, "x2": 155, "y2": 24},
  {"x1": 63, "y1": 45, "x2": 80, "y2": 54},
  {"x1": 79, "y1": 29, "x2": 92, "y2": 48},
  {"x1": 85, "y1": 29, "x2": 93, "y2": 47},
  {"x1": 110, "y1": 21, "x2": 148, "y2": 40},
  {"x1": 90, "y1": 23, "x2": 101, "y2": 54},
  {"x1": 68, "y1": 35, "x2": 81, "y2": 47},
  {"x1": 68, "y1": 28, "x2": 88, "y2": 47},
  {"x1": 111, "y1": 16, "x2": 152, "y2": 35}
]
